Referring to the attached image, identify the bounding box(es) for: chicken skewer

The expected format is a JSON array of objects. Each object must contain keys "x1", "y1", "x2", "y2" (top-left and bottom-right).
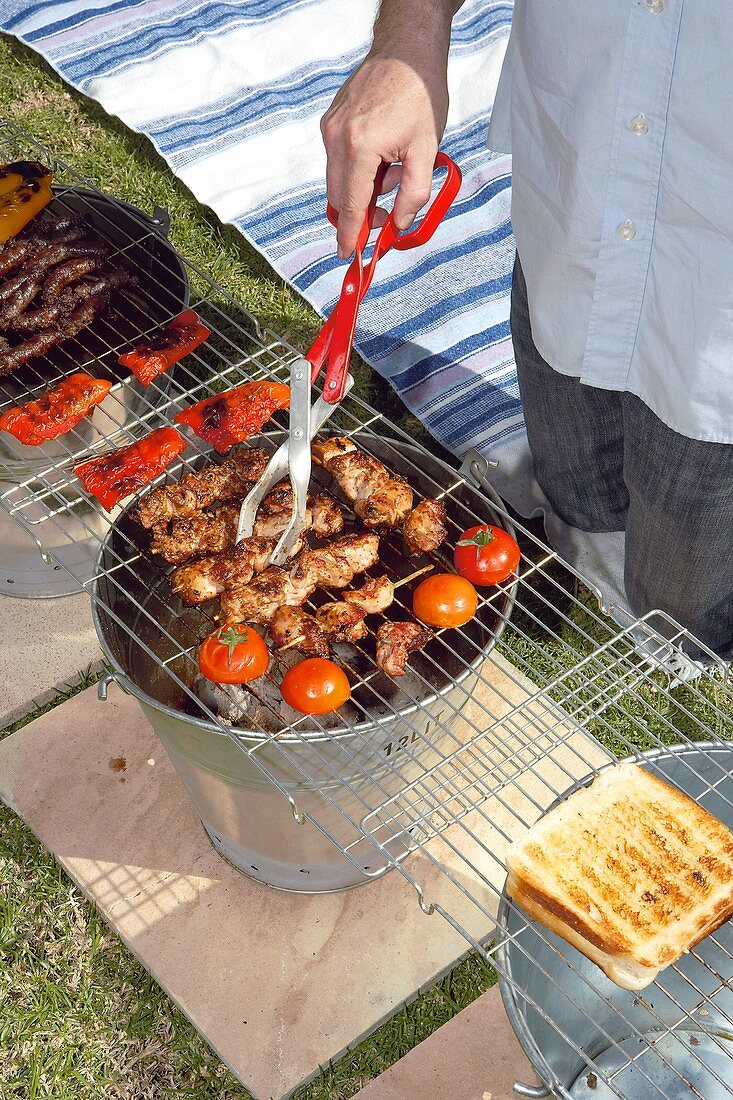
[
  {"x1": 312, "y1": 435, "x2": 447, "y2": 553},
  {"x1": 154, "y1": 488, "x2": 343, "y2": 566},
  {"x1": 172, "y1": 535, "x2": 285, "y2": 605},
  {"x1": 134, "y1": 446, "x2": 268, "y2": 529},
  {"x1": 170, "y1": 491, "x2": 345, "y2": 601},
  {"x1": 312, "y1": 436, "x2": 413, "y2": 528},
  {"x1": 219, "y1": 533, "x2": 380, "y2": 625},
  {"x1": 270, "y1": 574, "x2": 398, "y2": 656},
  {"x1": 272, "y1": 567, "x2": 433, "y2": 666},
  {"x1": 269, "y1": 604, "x2": 368, "y2": 658},
  {"x1": 275, "y1": 600, "x2": 433, "y2": 677}
]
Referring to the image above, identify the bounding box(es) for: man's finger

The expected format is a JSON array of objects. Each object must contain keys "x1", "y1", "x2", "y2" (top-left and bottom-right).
[
  {"x1": 321, "y1": 111, "x2": 344, "y2": 213},
  {"x1": 392, "y1": 145, "x2": 436, "y2": 230},
  {"x1": 335, "y1": 153, "x2": 383, "y2": 259},
  {"x1": 379, "y1": 163, "x2": 403, "y2": 195},
  {"x1": 325, "y1": 156, "x2": 344, "y2": 223}
]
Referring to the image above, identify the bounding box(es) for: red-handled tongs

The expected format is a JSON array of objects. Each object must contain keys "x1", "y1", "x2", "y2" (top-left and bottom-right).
[{"x1": 237, "y1": 152, "x2": 462, "y2": 566}]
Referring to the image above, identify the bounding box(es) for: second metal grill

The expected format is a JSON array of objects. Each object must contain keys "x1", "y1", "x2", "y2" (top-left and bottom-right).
[{"x1": 1, "y1": 123, "x2": 732, "y2": 1099}]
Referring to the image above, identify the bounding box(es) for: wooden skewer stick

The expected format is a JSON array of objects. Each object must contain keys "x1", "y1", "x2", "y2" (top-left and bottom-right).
[
  {"x1": 277, "y1": 565, "x2": 435, "y2": 652},
  {"x1": 394, "y1": 563, "x2": 433, "y2": 589},
  {"x1": 279, "y1": 636, "x2": 318, "y2": 653}
]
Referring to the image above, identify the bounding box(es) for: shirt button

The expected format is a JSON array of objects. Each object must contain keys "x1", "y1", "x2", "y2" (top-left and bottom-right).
[
  {"x1": 645, "y1": 0, "x2": 664, "y2": 12},
  {"x1": 617, "y1": 220, "x2": 637, "y2": 242},
  {"x1": 630, "y1": 114, "x2": 649, "y2": 136}
]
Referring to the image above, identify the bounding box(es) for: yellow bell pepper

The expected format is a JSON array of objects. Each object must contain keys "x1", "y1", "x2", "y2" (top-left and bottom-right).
[{"x1": 0, "y1": 161, "x2": 53, "y2": 244}]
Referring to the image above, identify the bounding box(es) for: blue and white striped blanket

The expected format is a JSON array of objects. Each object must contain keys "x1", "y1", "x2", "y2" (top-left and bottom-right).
[
  {"x1": 1, "y1": 2, "x2": 680, "y2": 665},
  {"x1": 1, "y1": 0, "x2": 523, "y2": 470}
]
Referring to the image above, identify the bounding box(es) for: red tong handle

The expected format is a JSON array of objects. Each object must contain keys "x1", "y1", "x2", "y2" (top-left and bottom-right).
[
  {"x1": 325, "y1": 153, "x2": 461, "y2": 248},
  {"x1": 309, "y1": 152, "x2": 462, "y2": 403}
]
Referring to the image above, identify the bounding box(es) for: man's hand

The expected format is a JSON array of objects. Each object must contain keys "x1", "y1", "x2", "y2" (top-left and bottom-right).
[{"x1": 320, "y1": 1, "x2": 460, "y2": 258}]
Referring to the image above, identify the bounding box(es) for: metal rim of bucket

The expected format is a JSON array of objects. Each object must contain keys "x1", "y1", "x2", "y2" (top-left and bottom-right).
[{"x1": 494, "y1": 740, "x2": 733, "y2": 1100}]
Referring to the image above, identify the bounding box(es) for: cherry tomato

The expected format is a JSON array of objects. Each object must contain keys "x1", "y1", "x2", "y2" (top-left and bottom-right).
[
  {"x1": 281, "y1": 658, "x2": 351, "y2": 715},
  {"x1": 198, "y1": 624, "x2": 269, "y2": 684},
  {"x1": 412, "y1": 573, "x2": 478, "y2": 629},
  {"x1": 453, "y1": 524, "x2": 520, "y2": 586}
]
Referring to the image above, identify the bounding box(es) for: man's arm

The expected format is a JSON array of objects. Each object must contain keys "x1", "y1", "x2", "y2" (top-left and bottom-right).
[{"x1": 321, "y1": 0, "x2": 463, "y2": 258}]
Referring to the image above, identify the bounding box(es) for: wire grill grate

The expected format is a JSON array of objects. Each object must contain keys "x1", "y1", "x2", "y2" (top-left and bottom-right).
[{"x1": 1, "y1": 121, "x2": 732, "y2": 1099}]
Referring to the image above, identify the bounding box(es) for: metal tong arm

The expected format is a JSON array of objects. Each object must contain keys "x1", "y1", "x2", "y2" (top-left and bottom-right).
[
  {"x1": 235, "y1": 370, "x2": 355, "y2": 545},
  {"x1": 268, "y1": 359, "x2": 311, "y2": 566}
]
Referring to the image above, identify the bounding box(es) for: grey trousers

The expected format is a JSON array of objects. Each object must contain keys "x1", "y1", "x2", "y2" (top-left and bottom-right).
[{"x1": 511, "y1": 254, "x2": 733, "y2": 658}]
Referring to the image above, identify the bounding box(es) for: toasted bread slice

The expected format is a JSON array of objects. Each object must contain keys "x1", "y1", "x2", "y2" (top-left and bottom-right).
[{"x1": 505, "y1": 762, "x2": 733, "y2": 990}]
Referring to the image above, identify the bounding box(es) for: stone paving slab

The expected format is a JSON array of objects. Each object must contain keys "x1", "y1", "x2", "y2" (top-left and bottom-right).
[
  {"x1": 0, "y1": 512, "x2": 101, "y2": 728},
  {"x1": 0, "y1": 592, "x2": 100, "y2": 728},
  {"x1": 353, "y1": 985, "x2": 541, "y2": 1100},
  {"x1": 0, "y1": 591, "x2": 100, "y2": 729},
  {"x1": 0, "y1": 654, "x2": 606, "y2": 1098}
]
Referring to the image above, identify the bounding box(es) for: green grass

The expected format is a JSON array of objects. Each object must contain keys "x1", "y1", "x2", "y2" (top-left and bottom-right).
[{"x1": 2, "y1": 31, "x2": 732, "y2": 1100}]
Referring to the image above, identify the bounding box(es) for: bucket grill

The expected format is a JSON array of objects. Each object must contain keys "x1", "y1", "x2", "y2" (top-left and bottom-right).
[
  {"x1": 95, "y1": 435, "x2": 511, "y2": 735},
  {"x1": 1, "y1": 121, "x2": 733, "y2": 1096}
]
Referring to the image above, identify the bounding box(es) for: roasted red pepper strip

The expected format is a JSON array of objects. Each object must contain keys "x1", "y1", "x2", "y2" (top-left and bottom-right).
[
  {"x1": 0, "y1": 372, "x2": 112, "y2": 446},
  {"x1": 174, "y1": 380, "x2": 290, "y2": 452},
  {"x1": 119, "y1": 309, "x2": 211, "y2": 386},
  {"x1": 0, "y1": 161, "x2": 53, "y2": 243},
  {"x1": 75, "y1": 426, "x2": 186, "y2": 512}
]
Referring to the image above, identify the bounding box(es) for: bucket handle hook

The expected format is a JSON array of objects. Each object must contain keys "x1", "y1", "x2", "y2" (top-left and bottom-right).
[
  {"x1": 514, "y1": 1084, "x2": 550, "y2": 1098},
  {"x1": 413, "y1": 882, "x2": 435, "y2": 916},
  {"x1": 288, "y1": 796, "x2": 306, "y2": 825}
]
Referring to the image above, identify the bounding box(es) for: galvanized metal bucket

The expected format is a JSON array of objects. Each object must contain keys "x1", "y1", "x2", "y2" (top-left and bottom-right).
[
  {"x1": 92, "y1": 438, "x2": 516, "y2": 892},
  {"x1": 495, "y1": 742, "x2": 733, "y2": 1099}
]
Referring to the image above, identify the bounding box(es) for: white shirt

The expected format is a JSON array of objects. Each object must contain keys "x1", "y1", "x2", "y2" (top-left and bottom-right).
[{"x1": 487, "y1": 0, "x2": 733, "y2": 444}]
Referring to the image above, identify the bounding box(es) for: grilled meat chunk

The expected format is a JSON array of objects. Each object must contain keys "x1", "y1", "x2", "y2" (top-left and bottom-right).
[
  {"x1": 163, "y1": 491, "x2": 344, "y2": 585},
  {"x1": 171, "y1": 536, "x2": 279, "y2": 605},
  {"x1": 358, "y1": 476, "x2": 413, "y2": 528},
  {"x1": 375, "y1": 621, "x2": 432, "y2": 677},
  {"x1": 316, "y1": 600, "x2": 368, "y2": 642},
  {"x1": 150, "y1": 503, "x2": 240, "y2": 564},
  {"x1": 0, "y1": 206, "x2": 138, "y2": 379},
  {"x1": 288, "y1": 533, "x2": 380, "y2": 602},
  {"x1": 220, "y1": 566, "x2": 291, "y2": 625},
  {"x1": 253, "y1": 491, "x2": 344, "y2": 540},
  {"x1": 269, "y1": 601, "x2": 367, "y2": 657},
  {"x1": 311, "y1": 435, "x2": 357, "y2": 466},
  {"x1": 0, "y1": 287, "x2": 114, "y2": 378},
  {"x1": 134, "y1": 447, "x2": 268, "y2": 529},
  {"x1": 221, "y1": 533, "x2": 380, "y2": 625},
  {"x1": 403, "y1": 498, "x2": 448, "y2": 555},
  {"x1": 150, "y1": 490, "x2": 343, "y2": 565},
  {"x1": 270, "y1": 576, "x2": 390, "y2": 658},
  {"x1": 269, "y1": 607, "x2": 330, "y2": 657},
  {"x1": 313, "y1": 435, "x2": 414, "y2": 528},
  {"x1": 257, "y1": 480, "x2": 293, "y2": 515},
  {"x1": 343, "y1": 574, "x2": 394, "y2": 614}
]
